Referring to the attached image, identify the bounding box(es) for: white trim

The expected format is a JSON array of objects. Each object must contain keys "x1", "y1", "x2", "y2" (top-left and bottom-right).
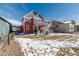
[
  {"x1": 24, "y1": 10, "x2": 36, "y2": 17},
  {"x1": 23, "y1": 18, "x2": 26, "y2": 32}
]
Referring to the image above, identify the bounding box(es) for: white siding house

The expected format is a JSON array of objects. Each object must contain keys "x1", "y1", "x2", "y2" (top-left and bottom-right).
[
  {"x1": 55, "y1": 21, "x2": 75, "y2": 33},
  {"x1": 75, "y1": 24, "x2": 79, "y2": 32},
  {"x1": 0, "y1": 16, "x2": 11, "y2": 37}
]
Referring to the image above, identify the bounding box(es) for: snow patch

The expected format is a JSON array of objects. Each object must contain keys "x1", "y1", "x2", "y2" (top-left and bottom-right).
[{"x1": 15, "y1": 38, "x2": 79, "y2": 56}]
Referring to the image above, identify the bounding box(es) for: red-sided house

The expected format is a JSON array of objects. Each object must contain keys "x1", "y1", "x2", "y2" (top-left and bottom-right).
[
  {"x1": 20, "y1": 10, "x2": 50, "y2": 33},
  {"x1": 21, "y1": 18, "x2": 36, "y2": 33},
  {"x1": 20, "y1": 11, "x2": 38, "y2": 33}
]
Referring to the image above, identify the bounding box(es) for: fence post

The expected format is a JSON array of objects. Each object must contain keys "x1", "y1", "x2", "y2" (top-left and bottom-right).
[{"x1": 8, "y1": 34, "x2": 9, "y2": 45}]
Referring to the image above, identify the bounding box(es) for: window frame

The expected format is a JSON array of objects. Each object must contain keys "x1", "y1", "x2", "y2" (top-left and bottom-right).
[{"x1": 26, "y1": 25, "x2": 30, "y2": 31}]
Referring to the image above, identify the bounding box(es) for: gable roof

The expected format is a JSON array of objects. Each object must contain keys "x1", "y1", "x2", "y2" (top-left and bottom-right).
[
  {"x1": 6, "y1": 19, "x2": 21, "y2": 26},
  {"x1": 0, "y1": 16, "x2": 11, "y2": 25},
  {"x1": 23, "y1": 10, "x2": 44, "y2": 20},
  {"x1": 23, "y1": 10, "x2": 50, "y2": 26},
  {"x1": 63, "y1": 21, "x2": 71, "y2": 24},
  {"x1": 24, "y1": 10, "x2": 38, "y2": 18},
  {"x1": 0, "y1": 16, "x2": 21, "y2": 26},
  {"x1": 51, "y1": 20, "x2": 63, "y2": 25}
]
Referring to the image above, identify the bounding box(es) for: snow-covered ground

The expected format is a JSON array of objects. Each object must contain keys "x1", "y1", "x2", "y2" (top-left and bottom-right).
[{"x1": 15, "y1": 37, "x2": 79, "y2": 56}]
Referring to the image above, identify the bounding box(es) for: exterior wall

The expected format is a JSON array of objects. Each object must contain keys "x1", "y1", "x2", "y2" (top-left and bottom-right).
[
  {"x1": 49, "y1": 21, "x2": 63, "y2": 32},
  {"x1": 56, "y1": 23, "x2": 74, "y2": 33},
  {"x1": 69, "y1": 23, "x2": 74, "y2": 33},
  {"x1": 22, "y1": 18, "x2": 26, "y2": 33},
  {"x1": 20, "y1": 26, "x2": 23, "y2": 32},
  {"x1": 75, "y1": 25, "x2": 79, "y2": 32},
  {"x1": 0, "y1": 19, "x2": 10, "y2": 37},
  {"x1": 25, "y1": 22, "x2": 32, "y2": 33},
  {"x1": 22, "y1": 18, "x2": 35, "y2": 33},
  {"x1": 56, "y1": 24, "x2": 69, "y2": 33},
  {"x1": 0, "y1": 18, "x2": 10, "y2": 50}
]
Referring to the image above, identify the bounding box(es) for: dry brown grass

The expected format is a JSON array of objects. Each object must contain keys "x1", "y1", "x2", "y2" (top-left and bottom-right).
[
  {"x1": 56, "y1": 47, "x2": 79, "y2": 56},
  {"x1": 2, "y1": 38, "x2": 24, "y2": 56},
  {"x1": 72, "y1": 48, "x2": 79, "y2": 56},
  {"x1": 14, "y1": 34, "x2": 79, "y2": 56},
  {"x1": 15, "y1": 34, "x2": 79, "y2": 41},
  {"x1": 0, "y1": 37, "x2": 2, "y2": 42},
  {"x1": 57, "y1": 48, "x2": 71, "y2": 56}
]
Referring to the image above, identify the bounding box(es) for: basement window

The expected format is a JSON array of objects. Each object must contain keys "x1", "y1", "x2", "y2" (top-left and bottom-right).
[{"x1": 26, "y1": 25, "x2": 30, "y2": 30}]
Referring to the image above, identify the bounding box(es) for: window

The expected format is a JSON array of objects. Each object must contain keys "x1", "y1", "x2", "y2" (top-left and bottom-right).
[
  {"x1": 25, "y1": 18, "x2": 29, "y2": 21},
  {"x1": 26, "y1": 25, "x2": 30, "y2": 30}
]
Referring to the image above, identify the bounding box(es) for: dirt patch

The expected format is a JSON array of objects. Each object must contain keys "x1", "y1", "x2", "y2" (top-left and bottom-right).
[
  {"x1": 2, "y1": 38, "x2": 24, "y2": 56},
  {"x1": 0, "y1": 37, "x2": 2, "y2": 42}
]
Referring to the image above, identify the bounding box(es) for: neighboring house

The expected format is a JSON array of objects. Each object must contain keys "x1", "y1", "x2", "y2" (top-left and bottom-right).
[
  {"x1": 49, "y1": 20, "x2": 63, "y2": 32},
  {"x1": 49, "y1": 20, "x2": 75, "y2": 33},
  {"x1": 20, "y1": 10, "x2": 50, "y2": 33},
  {"x1": 12, "y1": 26, "x2": 21, "y2": 32},
  {"x1": 0, "y1": 16, "x2": 11, "y2": 37},
  {"x1": 56, "y1": 21, "x2": 75, "y2": 33},
  {"x1": 0, "y1": 16, "x2": 11, "y2": 49},
  {"x1": 74, "y1": 24, "x2": 79, "y2": 32}
]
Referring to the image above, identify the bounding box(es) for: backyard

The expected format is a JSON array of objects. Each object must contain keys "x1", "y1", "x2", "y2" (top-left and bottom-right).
[{"x1": 1, "y1": 33, "x2": 79, "y2": 56}]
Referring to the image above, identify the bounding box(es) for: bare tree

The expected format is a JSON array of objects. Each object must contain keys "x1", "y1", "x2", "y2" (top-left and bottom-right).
[{"x1": 71, "y1": 20, "x2": 76, "y2": 25}]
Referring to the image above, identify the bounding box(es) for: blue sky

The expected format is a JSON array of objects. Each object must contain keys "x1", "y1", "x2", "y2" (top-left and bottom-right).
[{"x1": 0, "y1": 3, "x2": 79, "y2": 23}]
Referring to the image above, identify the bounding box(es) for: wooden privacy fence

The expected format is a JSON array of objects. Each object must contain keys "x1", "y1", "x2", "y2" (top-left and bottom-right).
[
  {"x1": 0, "y1": 35, "x2": 9, "y2": 50},
  {"x1": 9, "y1": 32, "x2": 15, "y2": 40},
  {"x1": 0, "y1": 16, "x2": 16, "y2": 51},
  {"x1": 0, "y1": 32, "x2": 15, "y2": 50}
]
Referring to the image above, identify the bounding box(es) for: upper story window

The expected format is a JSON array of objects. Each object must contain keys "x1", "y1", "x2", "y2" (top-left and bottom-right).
[{"x1": 25, "y1": 18, "x2": 29, "y2": 21}]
